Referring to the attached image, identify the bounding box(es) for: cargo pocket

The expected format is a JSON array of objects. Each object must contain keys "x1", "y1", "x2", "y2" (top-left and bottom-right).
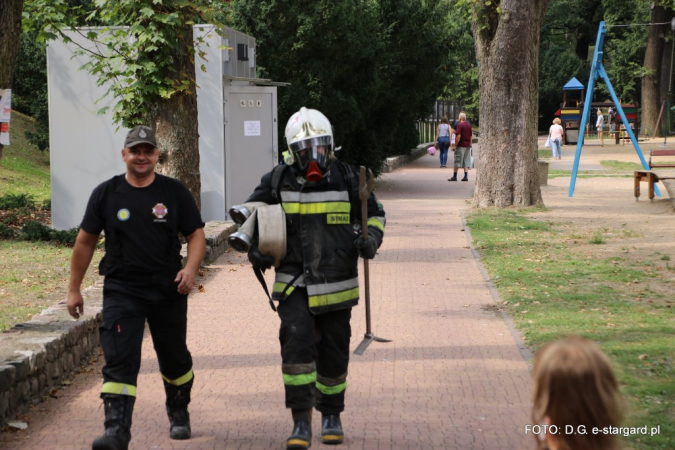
[{"x1": 99, "y1": 319, "x2": 118, "y2": 362}]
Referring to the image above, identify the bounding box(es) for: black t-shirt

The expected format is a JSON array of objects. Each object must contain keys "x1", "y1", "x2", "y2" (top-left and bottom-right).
[{"x1": 81, "y1": 173, "x2": 204, "y2": 274}]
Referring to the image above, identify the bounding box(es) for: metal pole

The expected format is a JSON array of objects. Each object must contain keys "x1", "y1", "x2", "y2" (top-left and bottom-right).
[{"x1": 668, "y1": 33, "x2": 674, "y2": 145}]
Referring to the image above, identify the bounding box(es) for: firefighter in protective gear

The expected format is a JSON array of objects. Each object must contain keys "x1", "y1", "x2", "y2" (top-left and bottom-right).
[
  {"x1": 67, "y1": 126, "x2": 206, "y2": 450},
  {"x1": 245, "y1": 107, "x2": 385, "y2": 448}
]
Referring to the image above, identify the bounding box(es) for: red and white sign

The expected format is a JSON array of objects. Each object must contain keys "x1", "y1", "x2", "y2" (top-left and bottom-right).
[{"x1": 0, "y1": 89, "x2": 11, "y2": 123}]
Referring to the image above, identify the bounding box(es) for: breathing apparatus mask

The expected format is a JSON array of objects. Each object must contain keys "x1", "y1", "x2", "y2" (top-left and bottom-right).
[{"x1": 284, "y1": 107, "x2": 333, "y2": 182}]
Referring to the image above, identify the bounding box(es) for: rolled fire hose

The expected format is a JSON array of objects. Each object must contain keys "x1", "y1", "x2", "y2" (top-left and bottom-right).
[
  {"x1": 228, "y1": 203, "x2": 287, "y2": 268},
  {"x1": 229, "y1": 201, "x2": 268, "y2": 225}
]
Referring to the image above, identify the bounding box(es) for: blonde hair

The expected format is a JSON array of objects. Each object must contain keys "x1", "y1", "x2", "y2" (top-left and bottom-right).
[
  {"x1": 553, "y1": 117, "x2": 561, "y2": 125},
  {"x1": 532, "y1": 336, "x2": 624, "y2": 450}
]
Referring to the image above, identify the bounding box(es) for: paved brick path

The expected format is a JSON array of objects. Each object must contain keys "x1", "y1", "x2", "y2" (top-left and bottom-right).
[{"x1": 2, "y1": 151, "x2": 533, "y2": 449}]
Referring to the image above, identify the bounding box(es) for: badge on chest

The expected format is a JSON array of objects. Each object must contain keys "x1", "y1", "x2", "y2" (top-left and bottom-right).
[{"x1": 152, "y1": 203, "x2": 168, "y2": 222}]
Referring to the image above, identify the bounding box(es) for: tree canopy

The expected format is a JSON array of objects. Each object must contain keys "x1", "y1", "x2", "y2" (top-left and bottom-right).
[{"x1": 233, "y1": 0, "x2": 453, "y2": 172}]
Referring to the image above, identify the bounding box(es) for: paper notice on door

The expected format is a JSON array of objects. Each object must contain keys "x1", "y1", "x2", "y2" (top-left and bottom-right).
[{"x1": 244, "y1": 121, "x2": 261, "y2": 136}]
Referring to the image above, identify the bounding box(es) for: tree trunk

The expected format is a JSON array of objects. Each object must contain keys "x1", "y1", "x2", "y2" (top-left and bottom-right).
[
  {"x1": 642, "y1": 5, "x2": 671, "y2": 138},
  {"x1": 658, "y1": 9, "x2": 675, "y2": 137},
  {"x1": 0, "y1": 0, "x2": 25, "y2": 159},
  {"x1": 472, "y1": 0, "x2": 548, "y2": 207},
  {"x1": 147, "y1": 25, "x2": 201, "y2": 209}
]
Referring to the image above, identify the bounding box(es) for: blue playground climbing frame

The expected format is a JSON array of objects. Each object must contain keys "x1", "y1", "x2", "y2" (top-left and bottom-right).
[{"x1": 569, "y1": 21, "x2": 660, "y2": 197}]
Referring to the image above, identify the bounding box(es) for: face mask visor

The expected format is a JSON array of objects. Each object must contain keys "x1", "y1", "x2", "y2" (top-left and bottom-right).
[{"x1": 290, "y1": 136, "x2": 331, "y2": 171}]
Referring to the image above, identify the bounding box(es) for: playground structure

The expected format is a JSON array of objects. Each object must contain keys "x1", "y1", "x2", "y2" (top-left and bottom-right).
[
  {"x1": 569, "y1": 21, "x2": 658, "y2": 198},
  {"x1": 558, "y1": 77, "x2": 639, "y2": 145}
]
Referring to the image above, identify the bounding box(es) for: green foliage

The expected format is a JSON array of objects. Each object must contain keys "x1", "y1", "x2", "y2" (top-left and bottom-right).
[
  {"x1": 20, "y1": 221, "x2": 80, "y2": 246},
  {"x1": 23, "y1": 0, "x2": 222, "y2": 128},
  {"x1": 21, "y1": 220, "x2": 52, "y2": 241},
  {"x1": 599, "y1": 0, "x2": 651, "y2": 103},
  {"x1": 590, "y1": 231, "x2": 606, "y2": 244},
  {"x1": 0, "y1": 193, "x2": 37, "y2": 210},
  {"x1": 13, "y1": 33, "x2": 50, "y2": 151},
  {"x1": 444, "y1": 0, "x2": 479, "y2": 120},
  {"x1": 233, "y1": 0, "x2": 453, "y2": 172},
  {"x1": 48, "y1": 227, "x2": 80, "y2": 246},
  {"x1": 0, "y1": 224, "x2": 17, "y2": 239},
  {"x1": 538, "y1": 0, "x2": 653, "y2": 130}
]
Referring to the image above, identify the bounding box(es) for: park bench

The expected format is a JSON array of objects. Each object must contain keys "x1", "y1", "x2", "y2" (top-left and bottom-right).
[{"x1": 634, "y1": 149, "x2": 675, "y2": 202}]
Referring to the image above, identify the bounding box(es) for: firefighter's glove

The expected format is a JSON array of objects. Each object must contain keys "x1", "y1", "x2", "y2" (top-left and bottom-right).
[
  {"x1": 355, "y1": 234, "x2": 378, "y2": 259},
  {"x1": 248, "y1": 244, "x2": 274, "y2": 270}
]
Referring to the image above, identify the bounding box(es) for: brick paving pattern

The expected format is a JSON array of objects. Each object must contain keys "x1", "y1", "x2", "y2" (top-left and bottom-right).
[{"x1": 1, "y1": 151, "x2": 533, "y2": 449}]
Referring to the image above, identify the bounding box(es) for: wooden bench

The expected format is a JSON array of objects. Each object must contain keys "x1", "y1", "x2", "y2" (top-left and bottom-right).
[{"x1": 634, "y1": 150, "x2": 675, "y2": 202}]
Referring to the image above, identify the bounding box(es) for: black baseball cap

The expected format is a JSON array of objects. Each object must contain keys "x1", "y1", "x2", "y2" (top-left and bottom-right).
[{"x1": 124, "y1": 126, "x2": 157, "y2": 148}]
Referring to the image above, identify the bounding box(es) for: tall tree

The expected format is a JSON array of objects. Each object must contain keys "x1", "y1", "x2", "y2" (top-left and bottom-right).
[
  {"x1": 468, "y1": 0, "x2": 549, "y2": 207},
  {"x1": 641, "y1": 4, "x2": 674, "y2": 137},
  {"x1": 0, "y1": 0, "x2": 25, "y2": 159},
  {"x1": 23, "y1": 0, "x2": 221, "y2": 207},
  {"x1": 234, "y1": 0, "x2": 451, "y2": 172}
]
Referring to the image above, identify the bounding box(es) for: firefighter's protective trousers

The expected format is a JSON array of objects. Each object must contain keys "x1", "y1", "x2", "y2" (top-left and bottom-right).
[
  {"x1": 99, "y1": 276, "x2": 194, "y2": 397},
  {"x1": 278, "y1": 287, "x2": 351, "y2": 415}
]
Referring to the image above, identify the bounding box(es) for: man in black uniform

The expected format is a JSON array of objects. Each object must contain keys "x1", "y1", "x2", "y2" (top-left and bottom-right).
[
  {"x1": 67, "y1": 126, "x2": 206, "y2": 450},
  {"x1": 244, "y1": 107, "x2": 385, "y2": 449}
]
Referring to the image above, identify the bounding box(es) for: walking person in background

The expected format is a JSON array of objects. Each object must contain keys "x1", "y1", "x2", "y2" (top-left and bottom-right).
[
  {"x1": 452, "y1": 110, "x2": 471, "y2": 129},
  {"x1": 435, "y1": 116, "x2": 451, "y2": 168},
  {"x1": 531, "y1": 336, "x2": 624, "y2": 450},
  {"x1": 596, "y1": 109, "x2": 605, "y2": 146},
  {"x1": 549, "y1": 118, "x2": 564, "y2": 160},
  {"x1": 449, "y1": 112, "x2": 472, "y2": 182},
  {"x1": 607, "y1": 107, "x2": 616, "y2": 138}
]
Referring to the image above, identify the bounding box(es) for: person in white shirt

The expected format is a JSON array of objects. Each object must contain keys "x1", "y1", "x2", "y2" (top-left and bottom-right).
[
  {"x1": 596, "y1": 109, "x2": 605, "y2": 146},
  {"x1": 549, "y1": 118, "x2": 564, "y2": 160}
]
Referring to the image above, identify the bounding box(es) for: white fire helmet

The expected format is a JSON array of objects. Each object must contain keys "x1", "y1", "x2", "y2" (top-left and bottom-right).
[{"x1": 284, "y1": 107, "x2": 333, "y2": 179}]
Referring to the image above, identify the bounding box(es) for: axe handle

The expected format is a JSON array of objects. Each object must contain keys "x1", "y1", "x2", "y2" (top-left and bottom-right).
[{"x1": 359, "y1": 166, "x2": 372, "y2": 335}]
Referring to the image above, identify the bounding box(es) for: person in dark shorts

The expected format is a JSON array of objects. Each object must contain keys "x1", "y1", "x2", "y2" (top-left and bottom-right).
[{"x1": 450, "y1": 112, "x2": 472, "y2": 181}]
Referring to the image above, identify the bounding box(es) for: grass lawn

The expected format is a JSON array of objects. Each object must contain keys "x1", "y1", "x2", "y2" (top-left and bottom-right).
[
  {"x1": 0, "y1": 241, "x2": 103, "y2": 331},
  {"x1": 0, "y1": 112, "x2": 51, "y2": 201},
  {"x1": 0, "y1": 112, "x2": 105, "y2": 331},
  {"x1": 466, "y1": 208, "x2": 674, "y2": 450}
]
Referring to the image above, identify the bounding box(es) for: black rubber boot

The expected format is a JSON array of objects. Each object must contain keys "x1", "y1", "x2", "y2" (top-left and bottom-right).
[
  {"x1": 287, "y1": 409, "x2": 312, "y2": 449},
  {"x1": 91, "y1": 394, "x2": 135, "y2": 450},
  {"x1": 448, "y1": 174, "x2": 458, "y2": 181},
  {"x1": 461, "y1": 173, "x2": 469, "y2": 181},
  {"x1": 321, "y1": 414, "x2": 344, "y2": 445},
  {"x1": 164, "y1": 377, "x2": 193, "y2": 440}
]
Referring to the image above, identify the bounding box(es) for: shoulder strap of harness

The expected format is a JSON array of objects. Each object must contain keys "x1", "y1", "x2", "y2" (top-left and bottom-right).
[
  {"x1": 335, "y1": 161, "x2": 360, "y2": 214},
  {"x1": 271, "y1": 163, "x2": 290, "y2": 201},
  {"x1": 98, "y1": 175, "x2": 124, "y2": 275}
]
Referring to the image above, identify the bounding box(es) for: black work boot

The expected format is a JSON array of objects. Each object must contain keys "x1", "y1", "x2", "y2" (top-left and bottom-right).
[
  {"x1": 287, "y1": 409, "x2": 312, "y2": 449},
  {"x1": 448, "y1": 174, "x2": 458, "y2": 181},
  {"x1": 92, "y1": 394, "x2": 135, "y2": 450},
  {"x1": 164, "y1": 377, "x2": 193, "y2": 440},
  {"x1": 321, "y1": 414, "x2": 344, "y2": 445},
  {"x1": 461, "y1": 172, "x2": 469, "y2": 181}
]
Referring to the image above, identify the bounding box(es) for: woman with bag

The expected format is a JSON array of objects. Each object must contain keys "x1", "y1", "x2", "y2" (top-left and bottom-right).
[
  {"x1": 435, "y1": 116, "x2": 451, "y2": 168},
  {"x1": 548, "y1": 117, "x2": 564, "y2": 160}
]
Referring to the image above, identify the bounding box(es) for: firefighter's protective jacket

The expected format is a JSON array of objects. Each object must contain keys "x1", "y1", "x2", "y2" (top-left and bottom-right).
[{"x1": 246, "y1": 161, "x2": 385, "y2": 314}]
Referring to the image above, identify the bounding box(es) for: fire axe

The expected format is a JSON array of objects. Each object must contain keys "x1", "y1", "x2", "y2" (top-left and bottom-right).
[{"x1": 353, "y1": 166, "x2": 391, "y2": 355}]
